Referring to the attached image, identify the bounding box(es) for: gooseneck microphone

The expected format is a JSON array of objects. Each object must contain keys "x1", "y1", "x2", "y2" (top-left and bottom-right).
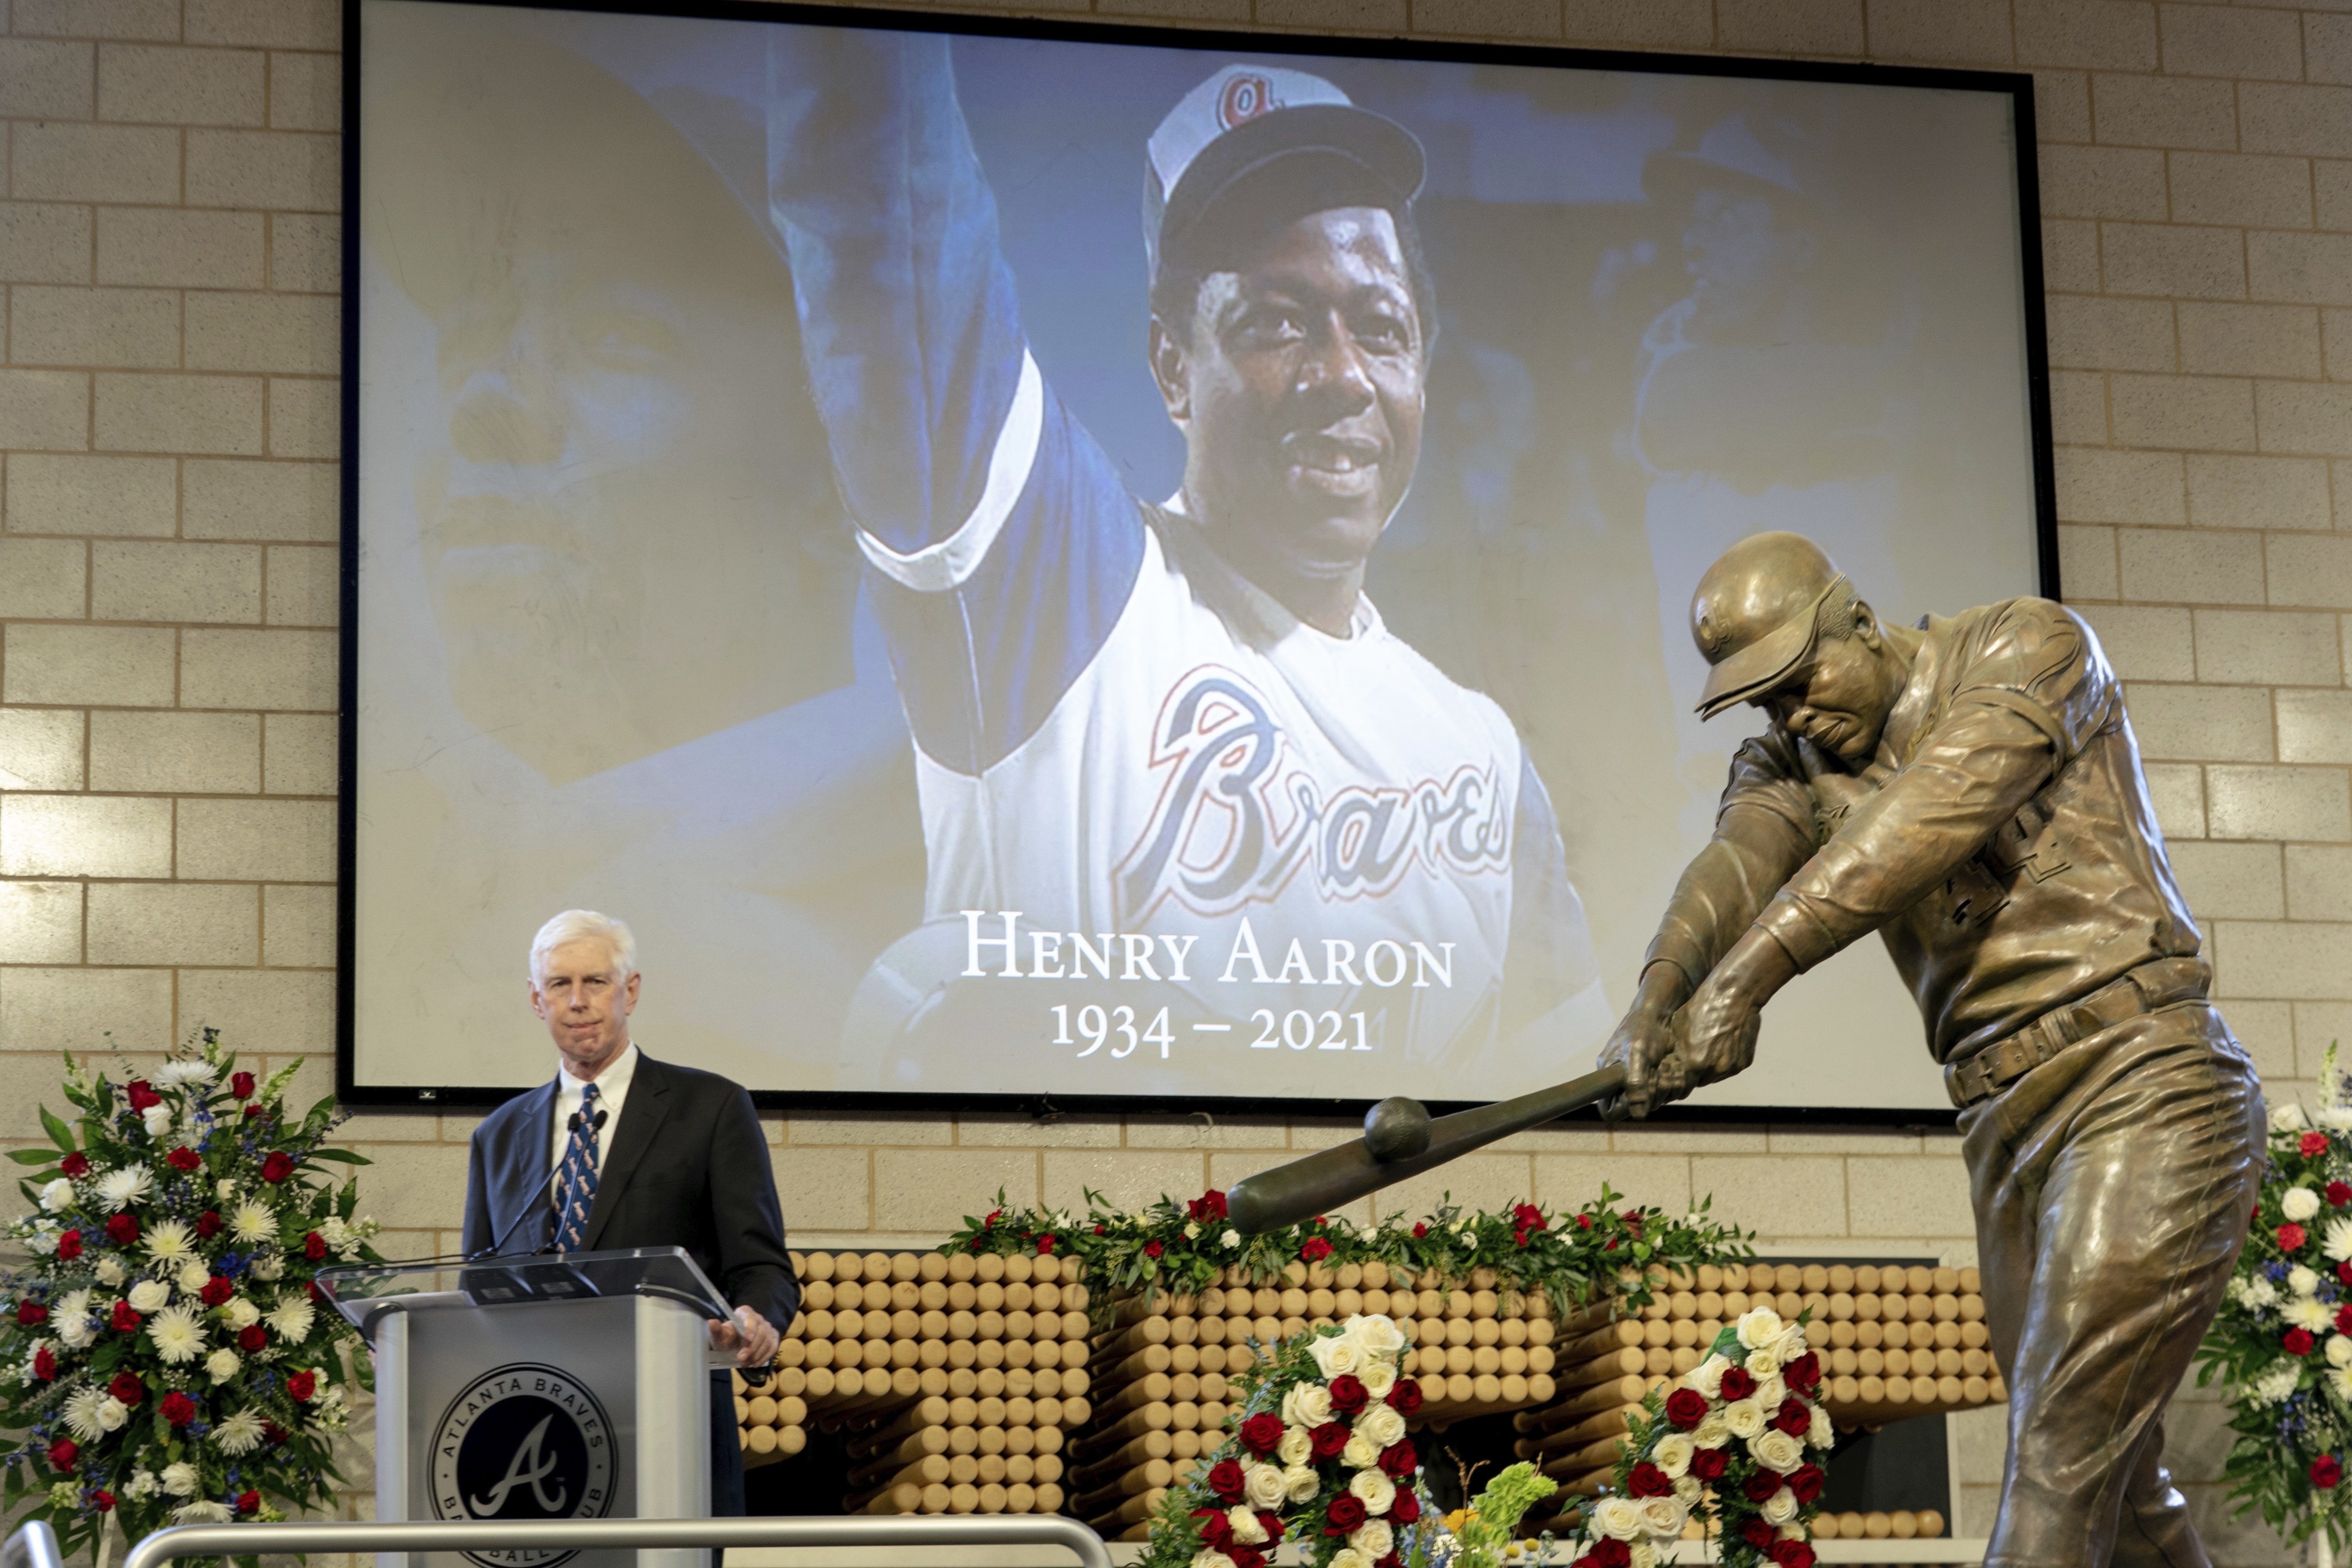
[{"x1": 469, "y1": 1108, "x2": 610, "y2": 1261}]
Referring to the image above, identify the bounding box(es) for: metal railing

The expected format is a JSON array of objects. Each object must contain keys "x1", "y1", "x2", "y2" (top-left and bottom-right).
[
  {"x1": 0, "y1": 1521, "x2": 62, "y2": 1568},
  {"x1": 118, "y1": 1512, "x2": 1116, "y2": 1568}
]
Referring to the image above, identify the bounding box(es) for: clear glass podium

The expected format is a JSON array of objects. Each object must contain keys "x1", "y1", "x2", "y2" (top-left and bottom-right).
[{"x1": 319, "y1": 1247, "x2": 734, "y2": 1568}]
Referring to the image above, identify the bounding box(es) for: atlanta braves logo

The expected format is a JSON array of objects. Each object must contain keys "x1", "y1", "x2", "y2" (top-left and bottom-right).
[
  {"x1": 429, "y1": 1362, "x2": 615, "y2": 1568},
  {"x1": 1115, "y1": 666, "x2": 1510, "y2": 924}
]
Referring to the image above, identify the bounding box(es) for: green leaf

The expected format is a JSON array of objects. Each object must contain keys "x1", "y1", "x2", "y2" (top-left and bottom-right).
[
  {"x1": 305, "y1": 1149, "x2": 369, "y2": 1165},
  {"x1": 38, "y1": 1106, "x2": 75, "y2": 1154},
  {"x1": 7, "y1": 1149, "x2": 64, "y2": 1166}
]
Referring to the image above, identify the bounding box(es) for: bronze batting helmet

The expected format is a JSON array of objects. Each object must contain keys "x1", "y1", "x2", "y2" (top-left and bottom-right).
[{"x1": 1690, "y1": 532, "x2": 1857, "y2": 720}]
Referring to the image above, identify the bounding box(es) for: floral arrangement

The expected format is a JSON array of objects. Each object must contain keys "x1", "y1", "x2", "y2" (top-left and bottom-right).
[
  {"x1": 0, "y1": 1034, "x2": 384, "y2": 1559},
  {"x1": 1434, "y1": 1462, "x2": 1561, "y2": 1568},
  {"x1": 1138, "y1": 1314, "x2": 1429, "y2": 1568},
  {"x1": 948, "y1": 1185, "x2": 1750, "y2": 1321},
  {"x1": 1564, "y1": 1306, "x2": 1835, "y2": 1568},
  {"x1": 2196, "y1": 1041, "x2": 2352, "y2": 1551}
]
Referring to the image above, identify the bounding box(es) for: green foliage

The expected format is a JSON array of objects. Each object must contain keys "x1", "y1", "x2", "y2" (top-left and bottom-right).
[{"x1": 1446, "y1": 1462, "x2": 1559, "y2": 1568}]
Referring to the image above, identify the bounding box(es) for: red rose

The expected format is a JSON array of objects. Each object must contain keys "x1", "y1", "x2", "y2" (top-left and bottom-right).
[
  {"x1": 1411, "y1": 1223, "x2": 1428, "y2": 1238},
  {"x1": 2340, "y1": 1304, "x2": 2352, "y2": 1336},
  {"x1": 1324, "y1": 1494, "x2": 1367, "y2": 1535},
  {"x1": 309, "y1": 1279, "x2": 326, "y2": 1304},
  {"x1": 2281, "y1": 1223, "x2": 2309, "y2": 1252},
  {"x1": 125, "y1": 1081, "x2": 162, "y2": 1111},
  {"x1": 1627, "y1": 1461, "x2": 1670, "y2": 1497},
  {"x1": 32, "y1": 1347, "x2": 56, "y2": 1381},
  {"x1": 106, "y1": 1214, "x2": 139, "y2": 1246},
  {"x1": 109, "y1": 1372, "x2": 143, "y2": 1405},
  {"x1": 1310, "y1": 1422, "x2": 1349, "y2": 1461},
  {"x1": 236, "y1": 1490, "x2": 260, "y2": 1515},
  {"x1": 1774, "y1": 1396, "x2": 1812, "y2": 1436},
  {"x1": 2340, "y1": 1261, "x2": 2352, "y2": 1288},
  {"x1": 1785, "y1": 1352, "x2": 1822, "y2": 1394},
  {"x1": 1036, "y1": 1234, "x2": 1055, "y2": 1255},
  {"x1": 1587, "y1": 1544, "x2": 1630, "y2": 1568},
  {"x1": 110, "y1": 1299, "x2": 142, "y2": 1333},
  {"x1": 261, "y1": 1151, "x2": 294, "y2": 1183},
  {"x1": 1143, "y1": 1240, "x2": 1163, "y2": 1259},
  {"x1": 1093, "y1": 1225, "x2": 1105, "y2": 1236},
  {"x1": 1376, "y1": 1555, "x2": 1401, "y2": 1568},
  {"x1": 167, "y1": 1146, "x2": 201, "y2": 1172},
  {"x1": 56, "y1": 1230, "x2": 81, "y2": 1261},
  {"x1": 1512, "y1": 1203, "x2": 1546, "y2": 1232},
  {"x1": 59, "y1": 1152, "x2": 89, "y2": 1178},
  {"x1": 1742, "y1": 1470, "x2": 1782, "y2": 1503},
  {"x1": 239, "y1": 1325, "x2": 267, "y2": 1352},
  {"x1": 232, "y1": 1071, "x2": 256, "y2": 1100},
  {"x1": 1328, "y1": 1374, "x2": 1368, "y2": 1415},
  {"x1": 1664, "y1": 1388, "x2": 1710, "y2": 1429},
  {"x1": 1512, "y1": 1229, "x2": 1531, "y2": 1249},
  {"x1": 15, "y1": 1301, "x2": 46, "y2": 1327},
  {"x1": 1378, "y1": 1439, "x2": 1417, "y2": 1479},
  {"x1": 1188, "y1": 1190, "x2": 1228, "y2": 1221},
  {"x1": 2288, "y1": 1327, "x2": 2318, "y2": 1356},
  {"x1": 46, "y1": 1439, "x2": 76, "y2": 1471},
  {"x1": 161, "y1": 1390, "x2": 198, "y2": 1426},
  {"x1": 2305, "y1": 1132, "x2": 2331, "y2": 1157},
  {"x1": 244, "y1": 1105, "x2": 264, "y2": 1119},
  {"x1": 305, "y1": 1231, "x2": 327, "y2": 1261},
  {"x1": 1192, "y1": 1508, "x2": 1233, "y2": 1547},
  {"x1": 1300, "y1": 1237, "x2": 1333, "y2": 1263},
  {"x1": 1770, "y1": 1542, "x2": 1816, "y2": 1568},
  {"x1": 1255, "y1": 1512, "x2": 1283, "y2": 1545},
  {"x1": 1742, "y1": 1519, "x2": 1774, "y2": 1549},
  {"x1": 1239, "y1": 1412, "x2": 1285, "y2": 1457},
  {"x1": 262, "y1": 1421, "x2": 287, "y2": 1446},
  {"x1": 195, "y1": 1211, "x2": 221, "y2": 1240},
  {"x1": 286, "y1": 1370, "x2": 317, "y2": 1402},
  {"x1": 1390, "y1": 1490, "x2": 1420, "y2": 1525},
  {"x1": 1229, "y1": 1549, "x2": 1267, "y2": 1568},
  {"x1": 1207, "y1": 1459, "x2": 1246, "y2": 1503},
  {"x1": 1689, "y1": 1446, "x2": 1728, "y2": 1481},
  {"x1": 201, "y1": 1276, "x2": 234, "y2": 1307},
  {"x1": 2316, "y1": 1455, "x2": 2344, "y2": 1490},
  {"x1": 91, "y1": 1490, "x2": 115, "y2": 1513},
  {"x1": 1386, "y1": 1378, "x2": 1423, "y2": 1415},
  {"x1": 1720, "y1": 1367, "x2": 1757, "y2": 1401},
  {"x1": 1788, "y1": 1464, "x2": 1826, "y2": 1503},
  {"x1": 1577, "y1": 1213, "x2": 1593, "y2": 1230}
]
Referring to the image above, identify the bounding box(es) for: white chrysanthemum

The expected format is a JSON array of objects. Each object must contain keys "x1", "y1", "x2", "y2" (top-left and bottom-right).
[
  {"x1": 1737, "y1": 1307, "x2": 1785, "y2": 1349},
  {"x1": 1348, "y1": 1468, "x2": 1396, "y2": 1514},
  {"x1": 173, "y1": 1501, "x2": 232, "y2": 1524},
  {"x1": 156, "y1": 1060, "x2": 216, "y2": 1087},
  {"x1": 2244, "y1": 1275, "x2": 2281, "y2": 1308},
  {"x1": 206, "y1": 1347, "x2": 241, "y2": 1382},
  {"x1": 95, "y1": 1396, "x2": 129, "y2": 1433},
  {"x1": 213, "y1": 1408, "x2": 265, "y2": 1455},
  {"x1": 1760, "y1": 1486, "x2": 1798, "y2": 1526},
  {"x1": 1592, "y1": 1496, "x2": 1645, "y2": 1541},
  {"x1": 229, "y1": 1202, "x2": 274, "y2": 1246},
  {"x1": 1277, "y1": 1425, "x2": 1312, "y2": 1466},
  {"x1": 94, "y1": 1257, "x2": 126, "y2": 1287},
  {"x1": 2325, "y1": 1220, "x2": 2352, "y2": 1264},
  {"x1": 1281, "y1": 1464, "x2": 1318, "y2": 1504},
  {"x1": 127, "y1": 1279, "x2": 170, "y2": 1314},
  {"x1": 2292, "y1": 1266, "x2": 2321, "y2": 1298},
  {"x1": 1749, "y1": 1430, "x2": 1805, "y2": 1474},
  {"x1": 265, "y1": 1295, "x2": 314, "y2": 1343},
  {"x1": 1637, "y1": 1496, "x2": 1685, "y2": 1540},
  {"x1": 2289, "y1": 1298, "x2": 2334, "y2": 1332},
  {"x1": 2252, "y1": 1361, "x2": 2304, "y2": 1405},
  {"x1": 145, "y1": 1219, "x2": 195, "y2": 1266},
  {"x1": 38, "y1": 1178, "x2": 74, "y2": 1214},
  {"x1": 95, "y1": 1165, "x2": 152, "y2": 1212},
  {"x1": 251, "y1": 1252, "x2": 283, "y2": 1281},
  {"x1": 141, "y1": 1106, "x2": 173, "y2": 1140},
  {"x1": 176, "y1": 1259, "x2": 212, "y2": 1296},
  {"x1": 224, "y1": 1297, "x2": 261, "y2": 1331},
  {"x1": 1723, "y1": 1397, "x2": 1766, "y2": 1439},
  {"x1": 149, "y1": 1304, "x2": 205, "y2": 1363},
  {"x1": 2287, "y1": 1188, "x2": 2324, "y2": 1223},
  {"x1": 2322, "y1": 1107, "x2": 2352, "y2": 1131},
  {"x1": 1357, "y1": 1402, "x2": 1406, "y2": 1449},
  {"x1": 61, "y1": 1387, "x2": 107, "y2": 1440},
  {"x1": 1347, "y1": 1521, "x2": 1393, "y2": 1560},
  {"x1": 161, "y1": 1461, "x2": 200, "y2": 1497},
  {"x1": 2333, "y1": 1365, "x2": 2352, "y2": 1403},
  {"x1": 1652, "y1": 1432, "x2": 1695, "y2": 1479}
]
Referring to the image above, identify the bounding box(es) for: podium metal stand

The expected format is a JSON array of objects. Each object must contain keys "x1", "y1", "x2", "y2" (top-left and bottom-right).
[{"x1": 319, "y1": 1247, "x2": 732, "y2": 1568}]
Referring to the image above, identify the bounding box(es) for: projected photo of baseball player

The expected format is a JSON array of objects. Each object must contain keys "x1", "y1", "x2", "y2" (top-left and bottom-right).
[{"x1": 768, "y1": 36, "x2": 1607, "y2": 1091}]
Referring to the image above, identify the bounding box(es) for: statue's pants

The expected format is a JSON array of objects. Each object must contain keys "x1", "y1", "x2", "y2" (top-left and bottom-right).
[{"x1": 1959, "y1": 1002, "x2": 2263, "y2": 1568}]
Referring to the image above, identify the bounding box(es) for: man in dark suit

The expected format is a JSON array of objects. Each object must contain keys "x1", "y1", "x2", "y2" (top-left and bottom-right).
[{"x1": 462, "y1": 909, "x2": 798, "y2": 1523}]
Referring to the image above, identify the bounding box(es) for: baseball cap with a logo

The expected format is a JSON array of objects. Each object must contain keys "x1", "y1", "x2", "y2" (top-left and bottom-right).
[{"x1": 1144, "y1": 63, "x2": 1425, "y2": 279}]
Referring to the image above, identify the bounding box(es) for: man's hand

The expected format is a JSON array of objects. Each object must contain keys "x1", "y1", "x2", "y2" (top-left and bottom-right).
[
  {"x1": 1674, "y1": 928, "x2": 1800, "y2": 1090},
  {"x1": 1599, "y1": 963, "x2": 1692, "y2": 1121},
  {"x1": 708, "y1": 1304, "x2": 781, "y2": 1368}
]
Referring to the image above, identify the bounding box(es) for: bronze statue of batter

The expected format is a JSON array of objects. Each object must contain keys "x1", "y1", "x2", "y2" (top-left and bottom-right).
[{"x1": 1602, "y1": 531, "x2": 2263, "y2": 1566}]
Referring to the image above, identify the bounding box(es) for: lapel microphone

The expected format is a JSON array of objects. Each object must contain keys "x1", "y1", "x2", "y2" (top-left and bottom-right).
[{"x1": 567, "y1": 1109, "x2": 609, "y2": 1134}]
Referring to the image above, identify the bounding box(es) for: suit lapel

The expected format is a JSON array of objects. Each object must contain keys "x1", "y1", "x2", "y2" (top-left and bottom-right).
[
  {"x1": 503, "y1": 1080, "x2": 561, "y2": 1250},
  {"x1": 579, "y1": 1054, "x2": 671, "y2": 1252}
]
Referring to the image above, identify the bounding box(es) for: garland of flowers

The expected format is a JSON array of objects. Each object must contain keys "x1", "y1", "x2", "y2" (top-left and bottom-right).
[
  {"x1": 1138, "y1": 1314, "x2": 1428, "y2": 1568},
  {"x1": 2195, "y1": 1040, "x2": 2352, "y2": 1551},
  {"x1": 1563, "y1": 1307, "x2": 1835, "y2": 1568},
  {"x1": 0, "y1": 1033, "x2": 385, "y2": 1559},
  {"x1": 946, "y1": 1185, "x2": 1750, "y2": 1320}
]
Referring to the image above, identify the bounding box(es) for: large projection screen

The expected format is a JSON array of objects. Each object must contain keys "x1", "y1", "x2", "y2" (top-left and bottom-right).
[{"x1": 345, "y1": 0, "x2": 2053, "y2": 1116}]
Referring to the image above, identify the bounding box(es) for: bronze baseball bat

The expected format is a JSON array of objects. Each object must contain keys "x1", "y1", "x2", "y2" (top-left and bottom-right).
[{"x1": 1225, "y1": 1064, "x2": 1630, "y2": 1235}]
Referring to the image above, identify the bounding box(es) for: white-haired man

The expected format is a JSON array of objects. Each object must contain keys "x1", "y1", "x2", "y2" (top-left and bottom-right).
[{"x1": 461, "y1": 909, "x2": 797, "y2": 1526}]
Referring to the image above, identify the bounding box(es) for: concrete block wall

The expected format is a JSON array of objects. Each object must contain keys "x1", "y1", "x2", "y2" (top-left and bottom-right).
[{"x1": 0, "y1": 0, "x2": 2343, "y2": 1557}]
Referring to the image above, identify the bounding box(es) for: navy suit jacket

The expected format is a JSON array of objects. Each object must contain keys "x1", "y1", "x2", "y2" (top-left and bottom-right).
[{"x1": 460, "y1": 1052, "x2": 800, "y2": 1331}]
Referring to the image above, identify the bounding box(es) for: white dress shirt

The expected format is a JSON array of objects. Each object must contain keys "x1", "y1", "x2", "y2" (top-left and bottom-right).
[{"x1": 551, "y1": 1042, "x2": 639, "y2": 1177}]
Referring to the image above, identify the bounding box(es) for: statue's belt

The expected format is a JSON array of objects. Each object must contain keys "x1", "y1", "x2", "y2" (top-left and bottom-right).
[{"x1": 1943, "y1": 956, "x2": 2213, "y2": 1111}]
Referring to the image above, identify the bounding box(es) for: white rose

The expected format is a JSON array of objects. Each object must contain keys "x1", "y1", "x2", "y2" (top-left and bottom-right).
[
  {"x1": 1342, "y1": 1431, "x2": 1379, "y2": 1469},
  {"x1": 1737, "y1": 1308, "x2": 1785, "y2": 1350},
  {"x1": 1221, "y1": 1230, "x2": 1241, "y2": 1248},
  {"x1": 38, "y1": 1180, "x2": 74, "y2": 1214},
  {"x1": 225, "y1": 1297, "x2": 261, "y2": 1330},
  {"x1": 1357, "y1": 1403, "x2": 1407, "y2": 1449},
  {"x1": 1278, "y1": 1425, "x2": 1314, "y2": 1466},
  {"x1": 1243, "y1": 1461, "x2": 1287, "y2": 1510},
  {"x1": 1671, "y1": 1475, "x2": 1701, "y2": 1505},
  {"x1": 1348, "y1": 1468, "x2": 1396, "y2": 1515},
  {"x1": 252, "y1": 1252, "x2": 283, "y2": 1281},
  {"x1": 95, "y1": 1258, "x2": 126, "y2": 1287},
  {"x1": 1310, "y1": 1333, "x2": 1362, "y2": 1379},
  {"x1": 1328, "y1": 1553, "x2": 1372, "y2": 1568},
  {"x1": 1348, "y1": 1314, "x2": 1406, "y2": 1359},
  {"x1": 96, "y1": 1397, "x2": 129, "y2": 1432},
  {"x1": 1651, "y1": 1433, "x2": 1694, "y2": 1479},
  {"x1": 2276, "y1": 1103, "x2": 2312, "y2": 1132},
  {"x1": 1630, "y1": 1544, "x2": 1657, "y2": 1568},
  {"x1": 216, "y1": 1178, "x2": 237, "y2": 1201},
  {"x1": 1637, "y1": 1497, "x2": 1685, "y2": 1539},
  {"x1": 1685, "y1": 1355, "x2": 1728, "y2": 1399},
  {"x1": 1227, "y1": 1507, "x2": 1267, "y2": 1545},
  {"x1": 176, "y1": 1260, "x2": 212, "y2": 1296},
  {"x1": 1185, "y1": 1223, "x2": 1202, "y2": 1241},
  {"x1": 1755, "y1": 1375, "x2": 1788, "y2": 1410},
  {"x1": 2292, "y1": 1266, "x2": 2322, "y2": 1298},
  {"x1": 1749, "y1": 1430, "x2": 1805, "y2": 1474},
  {"x1": 1282, "y1": 1465, "x2": 1319, "y2": 1504},
  {"x1": 127, "y1": 1280, "x2": 170, "y2": 1313},
  {"x1": 1348, "y1": 1520, "x2": 1394, "y2": 1559},
  {"x1": 1282, "y1": 1384, "x2": 1334, "y2": 1429},
  {"x1": 1770, "y1": 1325, "x2": 1810, "y2": 1363},
  {"x1": 2286, "y1": 1188, "x2": 2324, "y2": 1223},
  {"x1": 1744, "y1": 1347, "x2": 1781, "y2": 1381},
  {"x1": 162, "y1": 1461, "x2": 200, "y2": 1497},
  {"x1": 1592, "y1": 1496, "x2": 1645, "y2": 1541},
  {"x1": 1362, "y1": 1360, "x2": 1397, "y2": 1400},
  {"x1": 142, "y1": 1105, "x2": 174, "y2": 1139},
  {"x1": 1808, "y1": 1405, "x2": 1834, "y2": 1448},
  {"x1": 1760, "y1": 1486, "x2": 1798, "y2": 1526},
  {"x1": 1691, "y1": 1412, "x2": 1731, "y2": 1449},
  {"x1": 1723, "y1": 1398, "x2": 1765, "y2": 1439},
  {"x1": 206, "y1": 1348, "x2": 241, "y2": 1381}
]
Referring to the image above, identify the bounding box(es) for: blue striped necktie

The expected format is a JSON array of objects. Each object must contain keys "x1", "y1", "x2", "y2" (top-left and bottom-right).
[{"x1": 555, "y1": 1084, "x2": 602, "y2": 1251}]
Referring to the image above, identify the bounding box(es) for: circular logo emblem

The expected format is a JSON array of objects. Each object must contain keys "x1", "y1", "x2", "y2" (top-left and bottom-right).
[
  {"x1": 1218, "y1": 72, "x2": 1278, "y2": 130},
  {"x1": 429, "y1": 1363, "x2": 616, "y2": 1568}
]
